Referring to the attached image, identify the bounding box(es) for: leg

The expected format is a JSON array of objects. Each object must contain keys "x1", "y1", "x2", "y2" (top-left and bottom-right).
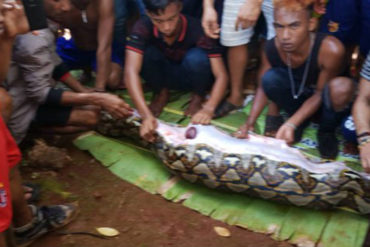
[
  {"x1": 0, "y1": 88, "x2": 12, "y2": 122},
  {"x1": 227, "y1": 45, "x2": 248, "y2": 106},
  {"x1": 107, "y1": 62, "x2": 123, "y2": 90},
  {"x1": 262, "y1": 68, "x2": 312, "y2": 140},
  {"x1": 149, "y1": 88, "x2": 169, "y2": 117},
  {"x1": 262, "y1": 68, "x2": 311, "y2": 115},
  {"x1": 9, "y1": 168, "x2": 32, "y2": 228},
  {"x1": 141, "y1": 46, "x2": 170, "y2": 116},
  {"x1": 181, "y1": 48, "x2": 213, "y2": 116},
  {"x1": 220, "y1": 0, "x2": 254, "y2": 107},
  {"x1": 107, "y1": 42, "x2": 126, "y2": 90},
  {"x1": 34, "y1": 103, "x2": 99, "y2": 133},
  {"x1": 318, "y1": 77, "x2": 355, "y2": 158}
]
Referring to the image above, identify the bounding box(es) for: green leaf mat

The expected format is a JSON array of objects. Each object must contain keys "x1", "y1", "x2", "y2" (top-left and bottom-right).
[{"x1": 74, "y1": 91, "x2": 368, "y2": 246}]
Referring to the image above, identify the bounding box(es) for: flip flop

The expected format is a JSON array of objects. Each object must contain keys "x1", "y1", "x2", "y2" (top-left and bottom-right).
[
  {"x1": 214, "y1": 100, "x2": 241, "y2": 118},
  {"x1": 264, "y1": 115, "x2": 284, "y2": 137}
]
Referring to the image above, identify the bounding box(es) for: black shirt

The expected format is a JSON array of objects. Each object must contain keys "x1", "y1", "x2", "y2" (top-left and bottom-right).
[{"x1": 126, "y1": 15, "x2": 223, "y2": 62}]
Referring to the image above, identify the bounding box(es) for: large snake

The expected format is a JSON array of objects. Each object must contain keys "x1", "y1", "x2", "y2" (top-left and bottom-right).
[{"x1": 97, "y1": 112, "x2": 370, "y2": 214}]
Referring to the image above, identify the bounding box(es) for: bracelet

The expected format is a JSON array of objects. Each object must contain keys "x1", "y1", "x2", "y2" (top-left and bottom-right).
[
  {"x1": 285, "y1": 122, "x2": 297, "y2": 130},
  {"x1": 358, "y1": 136, "x2": 370, "y2": 149},
  {"x1": 357, "y1": 132, "x2": 370, "y2": 138}
]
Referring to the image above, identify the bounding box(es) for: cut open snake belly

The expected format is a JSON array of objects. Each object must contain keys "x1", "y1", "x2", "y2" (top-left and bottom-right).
[{"x1": 97, "y1": 112, "x2": 370, "y2": 214}]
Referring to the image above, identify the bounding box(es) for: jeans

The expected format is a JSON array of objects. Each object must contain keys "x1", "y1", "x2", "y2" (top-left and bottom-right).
[
  {"x1": 141, "y1": 46, "x2": 213, "y2": 96},
  {"x1": 262, "y1": 67, "x2": 351, "y2": 133}
]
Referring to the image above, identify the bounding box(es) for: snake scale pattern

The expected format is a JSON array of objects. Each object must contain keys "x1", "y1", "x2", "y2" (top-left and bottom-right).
[{"x1": 97, "y1": 113, "x2": 370, "y2": 214}]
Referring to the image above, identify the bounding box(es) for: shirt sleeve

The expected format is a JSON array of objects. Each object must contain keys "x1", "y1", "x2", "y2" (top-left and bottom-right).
[
  {"x1": 12, "y1": 31, "x2": 53, "y2": 104},
  {"x1": 196, "y1": 35, "x2": 223, "y2": 58},
  {"x1": 126, "y1": 17, "x2": 152, "y2": 54},
  {"x1": 360, "y1": 52, "x2": 370, "y2": 81}
]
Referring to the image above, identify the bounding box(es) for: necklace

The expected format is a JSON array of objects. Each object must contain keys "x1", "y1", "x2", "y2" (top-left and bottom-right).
[{"x1": 286, "y1": 35, "x2": 313, "y2": 99}]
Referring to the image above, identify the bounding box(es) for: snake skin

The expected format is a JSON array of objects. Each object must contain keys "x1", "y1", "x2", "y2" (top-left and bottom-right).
[{"x1": 97, "y1": 113, "x2": 370, "y2": 214}]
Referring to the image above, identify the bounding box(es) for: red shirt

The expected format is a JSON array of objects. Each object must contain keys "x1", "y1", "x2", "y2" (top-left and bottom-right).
[{"x1": 0, "y1": 115, "x2": 21, "y2": 232}]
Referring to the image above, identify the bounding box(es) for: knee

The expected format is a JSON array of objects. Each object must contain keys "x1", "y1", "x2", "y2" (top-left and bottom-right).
[
  {"x1": 183, "y1": 48, "x2": 210, "y2": 73},
  {"x1": 261, "y1": 69, "x2": 283, "y2": 98},
  {"x1": 328, "y1": 77, "x2": 355, "y2": 111},
  {"x1": 83, "y1": 109, "x2": 100, "y2": 127},
  {"x1": 107, "y1": 65, "x2": 123, "y2": 90}
]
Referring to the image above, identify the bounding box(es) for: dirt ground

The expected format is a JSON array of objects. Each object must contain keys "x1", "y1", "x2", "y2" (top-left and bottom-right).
[
  {"x1": 20, "y1": 135, "x2": 370, "y2": 247},
  {"x1": 18, "y1": 134, "x2": 295, "y2": 247}
]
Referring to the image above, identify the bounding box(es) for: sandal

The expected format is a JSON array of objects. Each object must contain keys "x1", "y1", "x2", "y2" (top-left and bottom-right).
[
  {"x1": 214, "y1": 100, "x2": 241, "y2": 118},
  {"x1": 23, "y1": 183, "x2": 41, "y2": 204},
  {"x1": 264, "y1": 115, "x2": 284, "y2": 137}
]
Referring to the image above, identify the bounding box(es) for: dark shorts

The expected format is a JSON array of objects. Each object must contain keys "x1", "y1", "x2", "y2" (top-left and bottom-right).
[
  {"x1": 319, "y1": 0, "x2": 360, "y2": 46},
  {"x1": 33, "y1": 89, "x2": 72, "y2": 126},
  {"x1": 56, "y1": 37, "x2": 125, "y2": 70},
  {"x1": 319, "y1": 0, "x2": 370, "y2": 55}
]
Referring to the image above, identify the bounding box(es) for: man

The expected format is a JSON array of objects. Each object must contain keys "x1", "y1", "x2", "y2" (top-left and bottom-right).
[
  {"x1": 124, "y1": 0, "x2": 228, "y2": 142},
  {"x1": 236, "y1": 0, "x2": 355, "y2": 160},
  {"x1": 47, "y1": 0, "x2": 124, "y2": 90},
  {"x1": 0, "y1": 1, "x2": 78, "y2": 246},
  {"x1": 202, "y1": 0, "x2": 275, "y2": 117},
  {"x1": 352, "y1": 52, "x2": 370, "y2": 172},
  {"x1": 5, "y1": 27, "x2": 133, "y2": 144}
]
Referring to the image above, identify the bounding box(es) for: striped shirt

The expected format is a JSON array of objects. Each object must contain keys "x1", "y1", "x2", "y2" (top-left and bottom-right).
[{"x1": 361, "y1": 52, "x2": 370, "y2": 81}]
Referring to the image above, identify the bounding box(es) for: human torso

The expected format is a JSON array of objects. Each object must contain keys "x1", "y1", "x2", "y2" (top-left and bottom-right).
[
  {"x1": 127, "y1": 15, "x2": 222, "y2": 62},
  {"x1": 60, "y1": 0, "x2": 99, "y2": 51},
  {"x1": 265, "y1": 33, "x2": 328, "y2": 88}
]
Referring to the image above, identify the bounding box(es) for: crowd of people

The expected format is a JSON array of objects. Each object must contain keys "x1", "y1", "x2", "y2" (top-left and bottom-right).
[{"x1": 1, "y1": 0, "x2": 370, "y2": 246}]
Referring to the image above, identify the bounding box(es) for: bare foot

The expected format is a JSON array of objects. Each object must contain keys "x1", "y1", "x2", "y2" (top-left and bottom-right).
[
  {"x1": 184, "y1": 94, "x2": 204, "y2": 116},
  {"x1": 149, "y1": 89, "x2": 169, "y2": 117},
  {"x1": 227, "y1": 95, "x2": 244, "y2": 107}
]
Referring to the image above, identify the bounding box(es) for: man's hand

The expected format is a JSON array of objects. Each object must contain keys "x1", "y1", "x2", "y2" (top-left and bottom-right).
[
  {"x1": 2, "y1": 0, "x2": 29, "y2": 37},
  {"x1": 202, "y1": 6, "x2": 220, "y2": 39},
  {"x1": 234, "y1": 120, "x2": 255, "y2": 139},
  {"x1": 276, "y1": 123, "x2": 295, "y2": 145},
  {"x1": 360, "y1": 142, "x2": 370, "y2": 173},
  {"x1": 314, "y1": 0, "x2": 327, "y2": 15},
  {"x1": 140, "y1": 116, "x2": 158, "y2": 142},
  {"x1": 191, "y1": 108, "x2": 213, "y2": 125},
  {"x1": 235, "y1": 0, "x2": 262, "y2": 31},
  {"x1": 99, "y1": 93, "x2": 133, "y2": 119}
]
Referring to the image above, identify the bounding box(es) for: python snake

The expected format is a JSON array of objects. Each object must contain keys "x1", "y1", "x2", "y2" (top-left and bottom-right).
[{"x1": 97, "y1": 112, "x2": 370, "y2": 214}]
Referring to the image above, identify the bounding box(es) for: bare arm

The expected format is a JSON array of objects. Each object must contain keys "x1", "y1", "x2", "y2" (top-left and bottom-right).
[
  {"x1": 124, "y1": 50, "x2": 151, "y2": 119},
  {"x1": 191, "y1": 56, "x2": 228, "y2": 124},
  {"x1": 95, "y1": 0, "x2": 114, "y2": 90},
  {"x1": 353, "y1": 77, "x2": 370, "y2": 172},
  {"x1": 202, "y1": 0, "x2": 219, "y2": 39},
  {"x1": 59, "y1": 91, "x2": 132, "y2": 119},
  {"x1": 235, "y1": 0, "x2": 263, "y2": 30},
  {"x1": 353, "y1": 79, "x2": 370, "y2": 134},
  {"x1": 124, "y1": 49, "x2": 158, "y2": 142}
]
